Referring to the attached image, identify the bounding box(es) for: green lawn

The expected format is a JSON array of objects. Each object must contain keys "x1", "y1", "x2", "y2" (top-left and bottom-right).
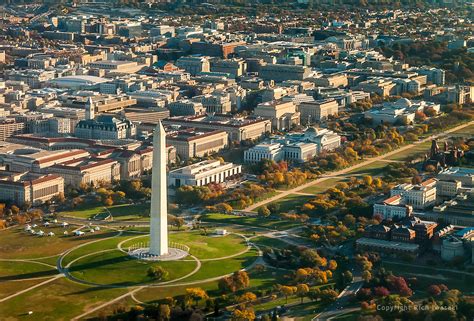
[
  {"x1": 202, "y1": 213, "x2": 301, "y2": 230},
  {"x1": 0, "y1": 278, "x2": 53, "y2": 301},
  {"x1": 0, "y1": 277, "x2": 128, "y2": 321},
  {"x1": 180, "y1": 248, "x2": 257, "y2": 282},
  {"x1": 251, "y1": 235, "x2": 292, "y2": 250},
  {"x1": 59, "y1": 203, "x2": 149, "y2": 221},
  {"x1": 347, "y1": 161, "x2": 389, "y2": 176},
  {"x1": 60, "y1": 232, "x2": 132, "y2": 267},
  {"x1": 0, "y1": 227, "x2": 118, "y2": 260},
  {"x1": 386, "y1": 141, "x2": 432, "y2": 161},
  {"x1": 134, "y1": 280, "x2": 220, "y2": 303},
  {"x1": 268, "y1": 194, "x2": 314, "y2": 213},
  {"x1": 0, "y1": 261, "x2": 57, "y2": 281},
  {"x1": 69, "y1": 250, "x2": 197, "y2": 286},
  {"x1": 450, "y1": 123, "x2": 474, "y2": 135},
  {"x1": 301, "y1": 178, "x2": 347, "y2": 194},
  {"x1": 120, "y1": 231, "x2": 248, "y2": 260}
]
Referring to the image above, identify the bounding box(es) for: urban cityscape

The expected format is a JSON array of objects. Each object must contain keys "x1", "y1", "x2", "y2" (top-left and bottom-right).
[{"x1": 0, "y1": 0, "x2": 473, "y2": 320}]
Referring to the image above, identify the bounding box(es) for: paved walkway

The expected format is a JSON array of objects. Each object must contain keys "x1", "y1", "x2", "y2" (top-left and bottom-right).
[{"x1": 244, "y1": 120, "x2": 474, "y2": 212}]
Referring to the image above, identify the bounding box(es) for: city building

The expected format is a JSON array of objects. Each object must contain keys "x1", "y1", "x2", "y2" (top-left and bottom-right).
[
  {"x1": 254, "y1": 101, "x2": 300, "y2": 130},
  {"x1": 390, "y1": 178, "x2": 437, "y2": 210},
  {"x1": 244, "y1": 143, "x2": 284, "y2": 163},
  {"x1": 168, "y1": 159, "x2": 242, "y2": 188},
  {"x1": 259, "y1": 64, "x2": 312, "y2": 82},
  {"x1": 163, "y1": 114, "x2": 271, "y2": 143},
  {"x1": 298, "y1": 99, "x2": 339, "y2": 124},
  {"x1": 192, "y1": 94, "x2": 232, "y2": 114},
  {"x1": 75, "y1": 115, "x2": 137, "y2": 140},
  {"x1": 166, "y1": 127, "x2": 228, "y2": 160},
  {"x1": 0, "y1": 171, "x2": 64, "y2": 205},
  {"x1": 0, "y1": 119, "x2": 25, "y2": 141},
  {"x1": 175, "y1": 56, "x2": 211, "y2": 76},
  {"x1": 45, "y1": 157, "x2": 120, "y2": 187},
  {"x1": 168, "y1": 100, "x2": 207, "y2": 117},
  {"x1": 364, "y1": 98, "x2": 440, "y2": 125}
]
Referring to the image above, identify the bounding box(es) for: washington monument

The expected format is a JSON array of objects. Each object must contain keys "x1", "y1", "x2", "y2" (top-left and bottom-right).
[{"x1": 149, "y1": 121, "x2": 168, "y2": 256}]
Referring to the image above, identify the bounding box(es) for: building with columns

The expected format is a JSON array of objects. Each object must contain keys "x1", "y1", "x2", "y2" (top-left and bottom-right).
[
  {"x1": 0, "y1": 171, "x2": 64, "y2": 205},
  {"x1": 168, "y1": 159, "x2": 242, "y2": 188}
]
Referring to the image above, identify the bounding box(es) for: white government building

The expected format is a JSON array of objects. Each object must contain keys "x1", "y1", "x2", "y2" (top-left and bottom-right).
[
  {"x1": 244, "y1": 126, "x2": 341, "y2": 163},
  {"x1": 168, "y1": 159, "x2": 242, "y2": 188}
]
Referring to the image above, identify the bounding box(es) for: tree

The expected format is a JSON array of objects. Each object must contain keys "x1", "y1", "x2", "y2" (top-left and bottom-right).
[
  {"x1": 232, "y1": 307, "x2": 256, "y2": 321},
  {"x1": 428, "y1": 284, "x2": 442, "y2": 296},
  {"x1": 328, "y1": 260, "x2": 338, "y2": 271},
  {"x1": 362, "y1": 270, "x2": 372, "y2": 283},
  {"x1": 363, "y1": 175, "x2": 373, "y2": 186},
  {"x1": 238, "y1": 292, "x2": 257, "y2": 303},
  {"x1": 258, "y1": 206, "x2": 271, "y2": 218},
  {"x1": 216, "y1": 202, "x2": 233, "y2": 213},
  {"x1": 147, "y1": 266, "x2": 169, "y2": 281},
  {"x1": 319, "y1": 289, "x2": 338, "y2": 304},
  {"x1": 296, "y1": 284, "x2": 310, "y2": 303},
  {"x1": 301, "y1": 249, "x2": 327, "y2": 268},
  {"x1": 52, "y1": 193, "x2": 66, "y2": 204},
  {"x1": 185, "y1": 288, "x2": 209, "y2": 307},
  {"x1": 159, "y1": 304, "x2": 171, "y2": 321},
  {"x1": 387, "y1": 275, "x2": 413, "y2": 297},
  {"x1": 343, "y1": 214, "x2": 356, "y2": 226},
  {"x1": 342, "y1": 270, "x2": 353, "y2": 284},
  {"x1": 374, "y1": 286, "x2": 390, "y2": 297},
  {"x1": 279, "y1": 285, "x2": 297, "y2": 303},
  {"x1": 218, "y1": 271, "x2": 250, "y2": 293},
  {"x1": 103, "y1": 197, "x2": 113, "y2": 206},
  {"x1": 11, "y1": 205, "x2": 20, "y2": 215}
]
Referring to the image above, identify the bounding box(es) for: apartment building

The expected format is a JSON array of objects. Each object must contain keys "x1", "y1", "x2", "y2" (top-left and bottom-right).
[{"x1": 0, "y1": 119, "x2": 25, "y2": 141}]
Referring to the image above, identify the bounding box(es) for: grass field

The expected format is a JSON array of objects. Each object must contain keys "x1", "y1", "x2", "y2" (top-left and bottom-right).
[
  {"x1": 0, "y1": 261, "x2": 57, "y2": 281},
  {"x1": 180, "y1": 248, "x2": 257, "y2": 282},
  {"x1": 202, "y1": 213, "x2": 301, "y2": 230},
  {"x1": 451, "y1": 123, "x2": 474, "y2": 135},
  {"x1": 0, "y1": 277, "x2": 127, "y2": 321},
  {"x1": 59, "y1": 203, "x2": 149, "y2": 221},
  {"x1": 0, "y1": 278, "x2": 55, "y2": 301},
  {"x1": 69, "y1": 250, "x2": 197, "y2": 286},
  {"x1": 59, "y1": 232, "x2": 130, "y2": 267},
  {"x1": 346, "y1": 161, "x2": 389, "y2": 176},
  {"x1": 301, "y1": 178, "x2": 347, "y2": 194},
  {"x1": 251, "y1": 235, "x2": 292, "y2": 250},
  {"x1": 0, "y1": 227, "x2": 118, "y2": 260},
  {"x1": 120, "y1": 231, "x2": 248, "y2": 260},
  {"x1": 386, "y1": 141, "x2": 432, "y2": 161},
  {"x1": 252, "y1": 193, "x2": 314, "y2": 215}
]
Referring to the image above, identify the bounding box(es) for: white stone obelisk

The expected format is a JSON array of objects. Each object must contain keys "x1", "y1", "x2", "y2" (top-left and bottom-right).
[{"x1": 149, "y1": 121, "x2": 168, "y2": 256}]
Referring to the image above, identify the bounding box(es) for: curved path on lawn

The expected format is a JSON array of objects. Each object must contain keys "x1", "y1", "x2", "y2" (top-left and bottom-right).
[
  {"x1": 244, "y1": 120, "x2": 474, "y2": 212},
  {"x1": 59, "y1": 232, "x2": 257, "y2": 288},
  {"x1": 70, "y1": 234, "x2": 264, "y2": 321}
]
